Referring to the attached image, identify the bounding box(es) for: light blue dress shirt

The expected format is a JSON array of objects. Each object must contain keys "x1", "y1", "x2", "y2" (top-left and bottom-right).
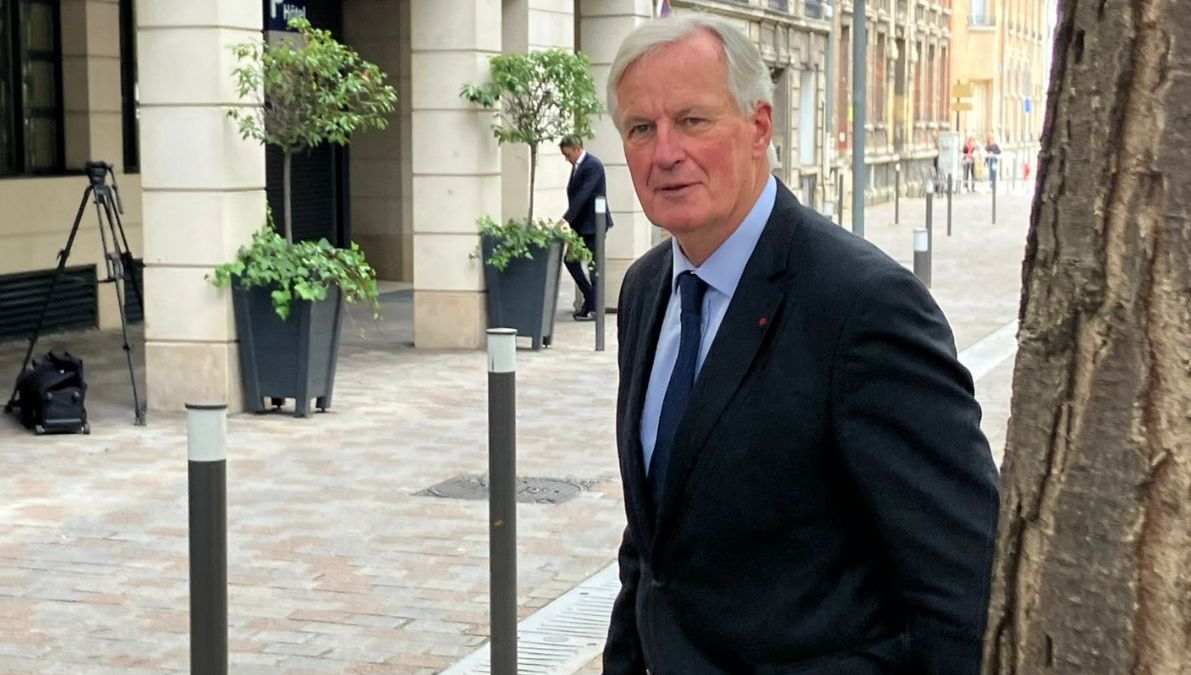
[{"x1": 641, "y1": 176, "x2": 778, "y2": 474}]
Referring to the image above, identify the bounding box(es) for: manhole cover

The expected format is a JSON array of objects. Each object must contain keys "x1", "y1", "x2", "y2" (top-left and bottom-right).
[{"x1": 417, "y1": 474, "x2": 592, "y2": 504}]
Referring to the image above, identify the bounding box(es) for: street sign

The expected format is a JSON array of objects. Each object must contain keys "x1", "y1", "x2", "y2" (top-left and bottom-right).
[
  {"x1": 953, "y1": 82, "x2": 975, "y2": 98},
  {"x1": 1024, "y1": 97, "x2": 1033, "y2": 114},
  {"x1": 953, "y1": 101, "x2": 974, "y2": 112}
]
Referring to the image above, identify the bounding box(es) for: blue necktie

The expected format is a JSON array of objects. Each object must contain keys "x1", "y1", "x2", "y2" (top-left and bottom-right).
[{"x1": 648, "y1": 271, "x2": 709, "y2": 512}]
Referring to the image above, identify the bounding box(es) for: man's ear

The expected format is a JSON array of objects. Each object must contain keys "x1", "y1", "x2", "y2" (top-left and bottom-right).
[{"x1": 752, "y1": 102, "x2": 774, "y2": 158}]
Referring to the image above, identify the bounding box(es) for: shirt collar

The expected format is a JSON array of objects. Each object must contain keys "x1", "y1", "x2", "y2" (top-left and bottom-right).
[
  {"x1": 671, "y1": 175, "x2": 777, "y2": 298},
  {"x1": 575, "y1": 151, "x2": 588, "y2": 166}
]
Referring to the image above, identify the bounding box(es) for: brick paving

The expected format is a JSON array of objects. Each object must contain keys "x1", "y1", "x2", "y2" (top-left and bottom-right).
[{"x1": 0, "y1": 183, "x2": 1033, "y2": 673}]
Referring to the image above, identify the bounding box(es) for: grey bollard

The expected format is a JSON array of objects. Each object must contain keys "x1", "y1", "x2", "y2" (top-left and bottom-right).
[
  {"x1": 946, "y1": 173, "x2": 953, "y2": 237},
  {"x1": 894, "y1": 163, "x2": 901, "y2": 226},
  {"x1": 837, "y1": 178, "x2": 845, "y2": 228},
  {"x1": 913, "y1": 228, "x2": 931, "y2": 288},
  {"x1": 925, "y1": 179, "x2": 934, "y2": 257},
  {"x1": 992, "y1": 176, "x2": 998, "y2": 225},
  {"x1": 486, "y1": 329, "x2": 517, "y2": 675},
  {"x1": 594, "y1": 197, "x2": 607, "y2": 352},
  {"x1": 187, "y1": 403, "x2": 228, "y2": 675}
]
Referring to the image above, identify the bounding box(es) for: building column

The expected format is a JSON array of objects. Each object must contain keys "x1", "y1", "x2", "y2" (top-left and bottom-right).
[
  {"x1": 411, "y1": 0, "x2": 502, "y2": 349},
  {"x1": 138, "y1": 1, "x2": 265, "y2": 411},
  {"x1": 579, "y1": 0, "x2": 652, "y2": 309}
]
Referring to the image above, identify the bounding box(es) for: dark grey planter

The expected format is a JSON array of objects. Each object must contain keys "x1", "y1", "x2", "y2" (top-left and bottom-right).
[
  {"x1": 232, "y1": 284, "x2": 344, "y2": 417},
  {"x1": 481, "y1": 236, "x2": 561, "y2": 350}
]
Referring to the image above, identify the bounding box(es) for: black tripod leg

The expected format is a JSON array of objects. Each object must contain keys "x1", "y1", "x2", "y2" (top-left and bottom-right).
[
  {"x1": 99, "y1": 193, "x2": 146, "y2": 426},
  {"x1": 5, "y1": 187, "x2": 94, "y2": 413}
]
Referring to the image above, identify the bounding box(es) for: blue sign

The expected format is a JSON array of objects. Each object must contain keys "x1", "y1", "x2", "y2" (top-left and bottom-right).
[
  {"x1": 1024, "y1": 97, "x2": 1033, "y2": 115},
  {"x1": 264, "y1": 0, "x2": 307, "y2": 32}
]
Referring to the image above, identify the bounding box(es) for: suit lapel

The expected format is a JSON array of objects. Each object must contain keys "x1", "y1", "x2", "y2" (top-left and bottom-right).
[
  {"x1": 655, "y1": 185, "x2": 802, "y2": 530},
  {"x1": 625, "y1": 248, "x2": 673, "y2": 545}
]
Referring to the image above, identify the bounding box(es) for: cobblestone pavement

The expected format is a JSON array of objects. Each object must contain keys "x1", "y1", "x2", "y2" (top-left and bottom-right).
[{"x1": 0, "y1": 184, "x2": 1033, "y2": 674}]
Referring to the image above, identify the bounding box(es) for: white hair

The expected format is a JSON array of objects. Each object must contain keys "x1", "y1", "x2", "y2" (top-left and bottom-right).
[{"x1": 606, "y1": 14, "x2": 774, "y2": 133}]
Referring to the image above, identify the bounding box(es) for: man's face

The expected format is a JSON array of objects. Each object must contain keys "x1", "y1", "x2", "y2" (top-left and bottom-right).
[
  {"x1": 561, "y1": 145, "x2": 581, "y2": 165},
  {"x1": 615, "y1": 31, "x2": 772, "y2": 249}
]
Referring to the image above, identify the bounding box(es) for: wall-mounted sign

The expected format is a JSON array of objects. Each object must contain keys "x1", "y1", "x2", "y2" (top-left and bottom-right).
[
  {"x1": 1024, "y1": 97, "x2": 1033, "y2": 114},
  {"x1": 264, "y1": 0, "x2": 307, "y2": 32}
]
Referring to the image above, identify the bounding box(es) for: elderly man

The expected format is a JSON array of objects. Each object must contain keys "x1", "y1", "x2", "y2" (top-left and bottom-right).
[{"x1": 603, "y1": 15, "x2": 999, "y2": 675}]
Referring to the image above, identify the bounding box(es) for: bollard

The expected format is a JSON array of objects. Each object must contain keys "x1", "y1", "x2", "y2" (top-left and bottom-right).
[
  {"x1": 913, "y1": 228, "x2": 931, "y2": 287},
  {"x1": 187, "y1": 403, "x2": 228, "y2": 675},
  {"x1": 925, "y1": 179, "x2": 934, "y2": 256},
  {"x1": 894, "y1": 164, "x2": 901, "y2": 226},
  {"x1": 594, "y1": 197, "x2": 607, "y2": 353},
  {"x1": 486, "y1": 329, "x2": 517, "y2": 675},
  {"x1": 992, "y1": 176, "x2": 998, "y2": 225},
  {"x1": 837, "y1": 178, "x2": 845, "y2": 228},
  {"x1": 946, "y1": 173, "x2": 953, "y2": 237}
]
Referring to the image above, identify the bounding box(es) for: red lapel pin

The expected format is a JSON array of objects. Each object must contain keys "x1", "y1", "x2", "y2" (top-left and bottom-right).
[{"x1": 758, "y1": 317, "x2": 769, "y2": 328}]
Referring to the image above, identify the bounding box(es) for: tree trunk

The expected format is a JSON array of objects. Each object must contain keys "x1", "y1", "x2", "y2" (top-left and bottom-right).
[
  {"x1": 527, "y1": 142, "x2": 537, "y2": 223},
  {"x1": 983, "y1": 0, "x2": 1191, "y2": 673},
  {"x1": 283, "y1": 149, "x2": 294, "y2": 244}
]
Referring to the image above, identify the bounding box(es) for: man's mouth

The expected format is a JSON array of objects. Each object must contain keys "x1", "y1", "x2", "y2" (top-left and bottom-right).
[{"x1": 657, "y1": 183, "x2": 695, "y2": 194}]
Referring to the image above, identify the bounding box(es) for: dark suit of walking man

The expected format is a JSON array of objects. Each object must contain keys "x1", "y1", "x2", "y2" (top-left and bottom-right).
[
  {"x1": 603, "y1": 16, "x2": 999, "y2": 675},
  {"x1": 561, "y1": 136, "x2": 613, "y2": 320}
]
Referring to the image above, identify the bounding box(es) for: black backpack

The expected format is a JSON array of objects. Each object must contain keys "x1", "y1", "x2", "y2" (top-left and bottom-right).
[{"x1": 13, "y1": 350, "x2": 89, "y2": 435}]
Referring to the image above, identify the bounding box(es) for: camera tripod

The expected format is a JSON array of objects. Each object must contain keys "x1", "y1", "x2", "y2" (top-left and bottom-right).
[{"x1": 4, "y1": 160, "x2": 147, "y2": 425}]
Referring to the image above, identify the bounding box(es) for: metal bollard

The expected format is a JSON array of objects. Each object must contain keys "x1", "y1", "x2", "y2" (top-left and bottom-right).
[
  {"x1": 594, "y1": 197, "x2": 607, "y2": 353},
  {"x1": 913, "y1": 228, "x2": 931, "y2": 287},
  {"x1": 925, "y1": 179, "x2": 935, "y2": 256},
  {"x1": 946, "y1": 173, "x2": 953, "y2": 237},
  {"x1": 894, "y1": 164, "x2": 901, "y2": 226},
  {"x1": 837, "y1": 178, "x2": 845, "y2": 228},
  {"x1": 187, "y1": 403, "x2": 228, "y2": 675},
  {"x1": 992, "y1": 176, "x2": 998, "y2": 225},
  {"x1": 486, "y1": 329, "x2": 517, "y2": 675}
]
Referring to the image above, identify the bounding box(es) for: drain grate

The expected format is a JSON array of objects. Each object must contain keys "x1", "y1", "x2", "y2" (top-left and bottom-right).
[
  {"x1": 440, "y1": 563, "x2": 621, "y2": 674},
  {"x1": 416, "y1": 474, "x2": 593, "y2": 504}
]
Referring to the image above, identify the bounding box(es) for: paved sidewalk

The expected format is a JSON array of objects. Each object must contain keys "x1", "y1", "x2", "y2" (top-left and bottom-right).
[{"x1": 0, "y1": 184, "x2": 1032, "y2": 674}]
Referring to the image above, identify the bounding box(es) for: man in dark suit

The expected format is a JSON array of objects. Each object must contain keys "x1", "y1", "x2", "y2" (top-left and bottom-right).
[
  {"x1": 560, "y1": 135, "x2": 613, "y2": 321},
  {"x1": 602, "y1": 15, "x2": 999, "y2": 674}
]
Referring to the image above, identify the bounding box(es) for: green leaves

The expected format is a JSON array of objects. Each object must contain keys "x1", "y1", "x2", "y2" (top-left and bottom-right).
[
  {"x1": 477, "y1": 216, "x2": 592, "y2": 273},
  {"x1": 460, "y1": 49, "x2": 602, "y2": 151},
  {"x1": 227, "y1": 17, "x2": 398, "y2": 155},
  {"x1": 209, "y1": 226, "x2": 381, "y2": 321}
]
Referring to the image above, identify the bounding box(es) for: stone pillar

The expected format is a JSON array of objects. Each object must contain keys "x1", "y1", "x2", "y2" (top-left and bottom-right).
[
  {"x1": 138, "y1": 1, "x2": 265, "y2": 411},
  {"x1": 411, "y1": 0, "x2": 501, "y2": 349},
  {"x1": 501, "y1": 0, "x2": 574, "y2": 228},
  {"x1": 579, "y1": 0, "x2": 652, "y2": 309}
]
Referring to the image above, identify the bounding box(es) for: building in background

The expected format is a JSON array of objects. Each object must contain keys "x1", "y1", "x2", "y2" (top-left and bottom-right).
[
  {"x1": 950, "y1": 0, "x2": 1051, "y2": 167},
  {"x1": 831, "y1": 0, "x2": 955, "y2": 203}
]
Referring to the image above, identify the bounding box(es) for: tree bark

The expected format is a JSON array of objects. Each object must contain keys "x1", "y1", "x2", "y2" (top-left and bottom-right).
[
  {"x1": 283, "y1": 150, "x2": 294, "y2": 244},
  {"x1": 528, "y1": 142, "x2": 538, "y2": 223},
  {"x1": 983, "y1": 0, "x2": 1191, "y2": 673}
]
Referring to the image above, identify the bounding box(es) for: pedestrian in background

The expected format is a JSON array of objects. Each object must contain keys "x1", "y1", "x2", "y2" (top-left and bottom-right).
[
  {"x1": 985, "y1": 134, "x2": 1003, "y2": 189},
  {"x1": 559, "y1": 135, "x2": 613, "y2": 321},
  {"x1": 603, "y1": 15, "x2": 999, "y2": 674},
  {"x1": 963, "y1": 135, "x2": 978, "y2": 191}
]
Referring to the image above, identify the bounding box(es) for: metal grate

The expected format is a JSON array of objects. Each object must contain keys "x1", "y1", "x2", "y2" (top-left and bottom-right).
[
  {"x1": 417, "y1": 475, "x2": 593, "y2": 505},
  {"x1": 441, "y1": 564, "x2": 621, "y2": 675}
]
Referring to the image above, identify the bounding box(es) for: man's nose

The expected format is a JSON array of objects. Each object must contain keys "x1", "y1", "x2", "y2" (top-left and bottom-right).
[{"x1": 652, "y1": 124, "x2": 684, "y2": 168}]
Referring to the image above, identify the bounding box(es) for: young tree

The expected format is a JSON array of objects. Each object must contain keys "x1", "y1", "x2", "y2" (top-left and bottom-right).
[
  {"x1": 228, "y1": 19, "x2": 397, "y2": 243},
  {"x1": 983, "y1": 1, "x2": 1190, "y2": 673},
  {"x1": 461, "y1": 49, "x2": 603, "y2": 223}
]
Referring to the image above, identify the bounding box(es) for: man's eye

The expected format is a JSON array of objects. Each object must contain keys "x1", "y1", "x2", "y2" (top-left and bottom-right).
[
  {"x1": 683, "y1": 117, "x2": 707, "y2": 128},
  {"x1": 627, "y1": 123, "x2": 652, "y2": 137}
]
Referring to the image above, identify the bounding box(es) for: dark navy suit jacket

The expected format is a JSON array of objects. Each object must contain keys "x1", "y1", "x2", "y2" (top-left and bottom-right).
[
  {"x1": 564, "y1": 152, "x2": 613, "y2": 235},
  {"x1": 604, "y1": 180, "x2": 999, "y2": 674}
]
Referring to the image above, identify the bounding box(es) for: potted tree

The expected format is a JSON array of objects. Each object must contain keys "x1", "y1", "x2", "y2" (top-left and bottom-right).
[
  {"x1": 211, "y1": 17, "x2": 396, "y2": 417},
  {"x1": 461, "y1": 48, "x2": 602, "y2": 349}
]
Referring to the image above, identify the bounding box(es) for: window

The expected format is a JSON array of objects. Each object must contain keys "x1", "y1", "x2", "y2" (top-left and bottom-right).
[
  {"x1": 970, "y1": 0, "x2": 993, "y2": 26},
  {"x1": 0, "y1": 0, "x2": 63, "y2": 176}
]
